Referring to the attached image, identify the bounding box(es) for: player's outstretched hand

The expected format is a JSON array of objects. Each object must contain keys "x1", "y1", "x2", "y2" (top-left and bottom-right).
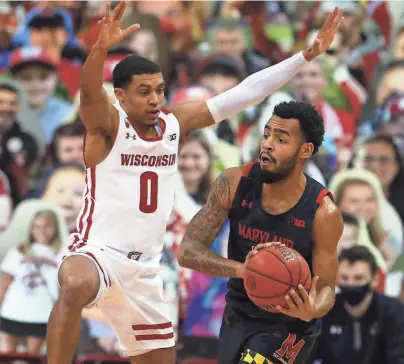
[
  {"x1": 97, "y1": 1, "x2": 140, "y2": 49},
  {"x1": 303, "y1": 7, "x2": 344, "y2": 61},
  {"x1": 276, "y1": 276, "x2": 319, "y2": 322}
]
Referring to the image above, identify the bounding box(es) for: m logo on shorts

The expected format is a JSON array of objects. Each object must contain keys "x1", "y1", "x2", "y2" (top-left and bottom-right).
[{"x1": 273, "y1": 333, "x2": 305, "y2": 364}]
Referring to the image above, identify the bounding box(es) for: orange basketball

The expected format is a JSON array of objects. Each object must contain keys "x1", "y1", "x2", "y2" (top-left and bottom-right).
[{"x1": 244, "y1": 246, "x2": 312, "y2": 313}]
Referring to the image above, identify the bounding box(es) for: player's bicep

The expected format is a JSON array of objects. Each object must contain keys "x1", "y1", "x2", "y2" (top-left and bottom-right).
[
  {"x1": 172, "y1": 101, "x2": 215, "y2": 136},
  {"x1": 312, "y1": 197, "x2": 343, "y2": 287},
  {"x1": 79, "y1": 88, "x2": 115, "y2": 134},
  {"x1": 182, "y1": 172, "x2": 233, "y2": 246}
]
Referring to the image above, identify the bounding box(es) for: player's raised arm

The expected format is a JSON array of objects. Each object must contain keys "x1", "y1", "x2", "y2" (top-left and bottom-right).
[
  {"x1": 79, "y1": 2, "x2": 140, "y2": 134},
  {"x1": 172, "y1": 7, "x2": 343, "y2": 136},
  {"x1": 177, "y1": 168, "x2": 244, "y2": 278}
]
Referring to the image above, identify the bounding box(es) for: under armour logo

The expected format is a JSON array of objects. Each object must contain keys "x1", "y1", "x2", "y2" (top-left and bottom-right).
[
  {"x1": 126, "y1": 133, "x2": 136, "y2": 140},
  {"x1": 241, "y1": 200, "x2": 253, "y2": 208}
]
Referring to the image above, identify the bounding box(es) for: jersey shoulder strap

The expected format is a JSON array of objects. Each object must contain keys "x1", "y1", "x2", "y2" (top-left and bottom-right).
[
  {"x1": 315, "y1": 188, "x2": 334, "y2": 205},
  {"x1": 231, "y1": 162, "x2": 260, "y2": 210},
  {"x1": 242, "y1": 162, "x2": 255, "y2": 177}
]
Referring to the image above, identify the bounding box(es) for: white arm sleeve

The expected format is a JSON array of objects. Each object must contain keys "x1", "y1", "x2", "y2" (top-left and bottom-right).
[{"x1": 206, "y1": 52, "x2": 308, "y2": 123}]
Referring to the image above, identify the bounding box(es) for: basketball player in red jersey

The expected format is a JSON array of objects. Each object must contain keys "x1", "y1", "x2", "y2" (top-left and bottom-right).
[{"x1": 46, "y1": 2, "x2": 343, "y2": 363}]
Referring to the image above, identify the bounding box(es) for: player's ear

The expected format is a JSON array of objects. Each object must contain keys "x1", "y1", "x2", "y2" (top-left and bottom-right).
[
  {"x1": 299, "y1": 142, "x2": 314, "y2": 159},
  {"x1": 114, "y1": 88, "x2": 125, "y2": 103}
]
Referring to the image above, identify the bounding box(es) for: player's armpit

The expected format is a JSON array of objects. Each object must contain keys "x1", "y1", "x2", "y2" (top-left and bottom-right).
[
  {"x1": 311, "y1": 196, "x2": 343, "y2": 317},
  {"x1": 176, "y1": 168, "x2": 243, "y2": 278}
]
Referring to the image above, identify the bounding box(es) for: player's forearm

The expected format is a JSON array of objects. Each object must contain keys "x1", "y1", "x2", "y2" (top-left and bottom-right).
[
  {"x1": 314, "y1": 284, "x2": 335, "y2": 318},
  {"x1": 80, "y1": 43, "x2": 108, "y2": 97},
  {"x1": 206, "y1": 51, "x2": 308, "y2": 122},
  {"x1": 177, "y1": 241, "x2": 243, "y2": 278}
]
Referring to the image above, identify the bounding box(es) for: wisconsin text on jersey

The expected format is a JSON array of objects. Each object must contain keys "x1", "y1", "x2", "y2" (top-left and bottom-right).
[{"x1": 120, "y1": 153, "x2": 176, "y2": 167}]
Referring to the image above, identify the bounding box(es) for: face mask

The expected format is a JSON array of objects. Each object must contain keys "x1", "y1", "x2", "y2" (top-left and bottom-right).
[{"x1": 339, "y1": 283, "x2": 371, "y2": 305}]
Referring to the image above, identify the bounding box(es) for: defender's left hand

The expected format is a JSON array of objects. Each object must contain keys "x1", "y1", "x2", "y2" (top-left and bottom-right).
[
  {"x1": 303, "y1": 7, "x2": 343, "y2": 61},
  {"x1": 276, "y1": 276, "x2": 319, "y2": 322}
]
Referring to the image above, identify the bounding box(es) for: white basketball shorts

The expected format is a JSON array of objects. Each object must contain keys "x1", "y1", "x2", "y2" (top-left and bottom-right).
[{"x1": 61, "y1": 244, "x2": 175, "y2": 357}]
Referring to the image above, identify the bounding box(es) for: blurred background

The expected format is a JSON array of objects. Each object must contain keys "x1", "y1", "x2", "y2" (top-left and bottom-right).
[{"x1": 1, "y1": 1, "x2": 404, "y2": 363}]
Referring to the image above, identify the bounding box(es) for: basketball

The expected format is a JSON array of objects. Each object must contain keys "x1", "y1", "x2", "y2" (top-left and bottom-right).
[{"x1": 244, "y1": 245, "x2": 312, "y2": 313}]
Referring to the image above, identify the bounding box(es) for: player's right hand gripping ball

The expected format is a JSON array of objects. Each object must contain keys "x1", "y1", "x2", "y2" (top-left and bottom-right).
[{"x1": 244, "y1": 245, "x2": 312, "y2": 313}]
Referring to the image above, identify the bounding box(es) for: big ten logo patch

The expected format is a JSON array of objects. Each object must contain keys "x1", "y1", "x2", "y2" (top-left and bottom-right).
[
  {"x1": 166, "y1": 133, "x2": 177, "y2": 142},
  {"x1": 288, "y1": 217, "x2": 306, "y2": 228},
  {"x1": 127, "y1": 251, "x2": 142, "y2": 261}
]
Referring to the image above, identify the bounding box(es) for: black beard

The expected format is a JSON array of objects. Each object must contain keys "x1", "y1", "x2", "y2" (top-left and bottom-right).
[
  {"x1": 259, "y1": 153, "x2": 298, "y2": 184},
  {"x1": 260, "y1": 169, "x2": 290, "y2": 184}
]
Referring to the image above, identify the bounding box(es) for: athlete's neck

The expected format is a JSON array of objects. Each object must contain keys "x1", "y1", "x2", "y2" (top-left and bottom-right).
[
  {"x1": 261, "y1": 169, "x2": 307, "y2": 215},
  {"x1": 132, "y1": 121, "x2": 159, "y2": 138},
  {"x1": 262, "y1": 168, "x2": 306, "y2": 200},
  {"x1": 121, "y1": 103, "x2": 159, "y2": 138}
]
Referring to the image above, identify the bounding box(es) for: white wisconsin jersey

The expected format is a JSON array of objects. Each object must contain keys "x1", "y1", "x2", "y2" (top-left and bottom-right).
[{"x1": 69, "y1": 102, "x2": 180, "y2": 257}]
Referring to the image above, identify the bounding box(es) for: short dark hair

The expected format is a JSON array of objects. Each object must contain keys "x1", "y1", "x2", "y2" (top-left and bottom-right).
[
  {"x1": 0, "y1": 83, "x2": 19, "y2": 96},
  {"x1": 28, "y1": 13, "x2": 65, "y2": 29},
  {"x1": 112, "y1": 55, "x2": 161, "y2": 89},
  {"x1": 339, "y1": 246, "x2": 378, "y2": 277},
  {"x1": 200, "y1": 63, "x2": 240, "y2": 79},
  {"x1": 53, "y1": 122, "x2": 86, "y2": 140},
  {"x1": 273, "y1": 101, "x2": 325, "y2": 154},
  {"x1": 363, "y1": 134, "x2": 404, "y2": 187},
  {"x1": 364, "y1": 134, "x2": 402, "y2": 163}
]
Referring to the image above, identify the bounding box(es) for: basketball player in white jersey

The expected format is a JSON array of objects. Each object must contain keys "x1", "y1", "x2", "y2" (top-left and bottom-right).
[{"x1": 46, "y1": 2, "x2": 342, "y2": 363}]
